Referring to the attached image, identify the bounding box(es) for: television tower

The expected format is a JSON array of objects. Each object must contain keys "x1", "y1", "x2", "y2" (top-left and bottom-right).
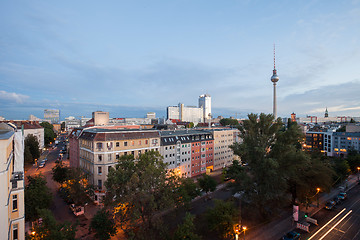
[{"x1": 271, "y1": 45, "x2": 279, "y2": 119}]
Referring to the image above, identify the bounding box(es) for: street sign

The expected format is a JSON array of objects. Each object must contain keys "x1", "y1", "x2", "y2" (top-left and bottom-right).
[
  {"x1": 306, "y1": 217, "x2": 318, "y2": 225},
  {"x1": 296, "y1": 222, "x2": 310, "y2": 232}
]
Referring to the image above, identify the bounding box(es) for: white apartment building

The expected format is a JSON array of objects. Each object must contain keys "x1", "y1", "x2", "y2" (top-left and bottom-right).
[
  {"x1": 78, "y1": 128, "x2": 161, "y2": 204},
  {"x1": 212, "y1": 128, "x2": 236, "y2": 170},
  {"x1": 199, "y1": 94, "x2": 211, "y2": 121},
  {"x1": 0, "y1": 123, "x2": 25, "y2": 240}
]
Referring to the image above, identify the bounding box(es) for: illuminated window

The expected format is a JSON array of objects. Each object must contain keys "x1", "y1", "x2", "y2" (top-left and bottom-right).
[{"x1": 12, "y1": 195, "x2": 18, "y2": 211}]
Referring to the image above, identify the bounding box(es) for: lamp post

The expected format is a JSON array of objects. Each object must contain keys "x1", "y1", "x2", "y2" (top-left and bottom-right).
[
  {"x1": 357, "y1": 167, "x2": 360, "y2": 181},
  {"x1": 243, "y1": 226, "x2": 247, "y2": 240},
  {"x1": 316, "y1": 188, "x2": 320, "y2": 207}
]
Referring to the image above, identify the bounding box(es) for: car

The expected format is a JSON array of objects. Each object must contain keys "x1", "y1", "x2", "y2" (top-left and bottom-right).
[
  {"x1": 325, "y1": 200, "x2": 336, "y2": 210},
  {"x1": 333, "y1": 196, "x2": 341, "y2": 205},
  {"x1": 282, "y1": 231, "x2": 300, "y2": 240},
  {"x1": 38, "y1": 162, "x2": 45, "y2": 168},
  {"x1": 337, "y1": 192, "x2": 347, "y2": 200},
  {"x1": 43, "y1": 158, "x2": 47, "y2": 162}
]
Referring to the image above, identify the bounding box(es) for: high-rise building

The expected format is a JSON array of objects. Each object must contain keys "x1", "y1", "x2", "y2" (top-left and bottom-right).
[
  {"x1": 271, "y1": 46, "x2": 279, "y2": 119},
  {"x1": 0, "y1": 123, "x2": 25, "y2": 240},
  {"x1": 44, "y1": 109, "x2": 60, "y2": 124},
  {"x1": 198, "y1": 94, "x2": 211, "y2": 122}
]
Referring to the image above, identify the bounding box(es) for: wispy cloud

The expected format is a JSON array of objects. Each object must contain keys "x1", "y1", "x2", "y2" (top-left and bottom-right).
[{"x1": 0, "y1": 90, "x2": 29, "y2": 104}]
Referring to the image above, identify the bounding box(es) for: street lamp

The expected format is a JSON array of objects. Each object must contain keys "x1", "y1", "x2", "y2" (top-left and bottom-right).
[
  {"x1": 357, "y1": 167, "x2": 360, "y2": 181},
  {"x1": 316, "y1": 188, "x2": 320, "y2": 207},
  {"x1": 242, "y1": 226, "x2": 247, "y2": 240}
]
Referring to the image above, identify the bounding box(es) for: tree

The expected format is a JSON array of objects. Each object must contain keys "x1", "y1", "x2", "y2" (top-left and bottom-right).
[
  {"x1": 52, "y1": 162, "x2": 70, "y2": 184},
  {"x1": 198, "y1": 174, "x2": 217, "y2": 194},
  {"x1": 173, "y1": 212, "x2": 201, "y2": 240},
  {"x1": 230, "y1": 113, "x2": 286, "y2": 218},
  {"x1": 25, "y1": 174, "x2": 52, "y2": 221},
  {"x1": 40, "y1": 122, "x2": 57, "y2": 146},
  {"x1": 89, "y1": 208, "x2": 117, "y2": 240},
  {"x1": 27, "y1": 209, "x2": 77, "y2": 240},
  {"x1": 24, "y1": 134, "x2": 40, "y2": 163},
  {"x1": 205, "y1": 200, "x2": 238, "y2": 239},
  {"x1": 176, "y1": 178, "x2": 200, "y2": 209},
  {"x1": 63, "y1": 168, "x2": 93, "y2": 206},
  {"x1": 220, "y1": 118, "x2": 239, "y2": 127},
  {"x1": 105, "y1": 151, "x2": 179, "y2": 239}
]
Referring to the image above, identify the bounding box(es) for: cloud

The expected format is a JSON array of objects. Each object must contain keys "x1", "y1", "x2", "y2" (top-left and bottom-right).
[{"x1": 0, "y1": 90, "x2": 29, "y2": 104}]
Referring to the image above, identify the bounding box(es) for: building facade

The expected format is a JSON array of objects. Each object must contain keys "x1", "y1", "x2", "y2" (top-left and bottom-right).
[
  {"x1": 0, "y1": 123, "x2": 25, "y2": 240},
  {"x1": 212, "y1": 128, "x2": 235, "y2": 170},
  {"x1": 44, "y1": 109, "x2": 60, "y2": 124},
  {"x1": 78, "y1": 128, "x2": 161, "y2": 203},
  {"x1": 198, "y1": 94, "x2": 211, "y2": 121}
]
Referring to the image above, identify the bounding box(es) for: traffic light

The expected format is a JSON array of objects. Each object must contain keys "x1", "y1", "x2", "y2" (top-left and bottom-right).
[{"x1": 304, "y1": 213, "x2": 308, "y2": 218}]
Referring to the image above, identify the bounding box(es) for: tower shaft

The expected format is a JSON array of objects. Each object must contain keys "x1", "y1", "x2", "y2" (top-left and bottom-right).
[{"x1": 273, "y1": 82, "x2": 277, "y2": 119}]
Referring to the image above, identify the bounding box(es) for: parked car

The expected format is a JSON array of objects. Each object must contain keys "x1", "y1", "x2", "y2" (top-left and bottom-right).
[
  {"x1": 43, "y1": 158, "x2": 47, "y2": 162},
  {"x1": 70, "y1": 204, "x2": 84, "y2": 216},
  {"x1": 38, "y1": 162, "x2": 45, "y2": 168},
  {"x1": 333, "y1": 196, "x2": 341, "y2": 205},
  {"x1": 282, "y1": 231, "x2": 301, "y2": 240},
  {"x1": 325, "y1": 200, "x2": 336, "y2": 210},
  {"x1": 337, "y1": 192, "x2": 347, "y2": 200}
]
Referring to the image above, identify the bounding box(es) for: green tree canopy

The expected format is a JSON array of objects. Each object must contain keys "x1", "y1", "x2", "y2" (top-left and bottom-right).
[
  {"x1": 220, "y1": 118, "x2": 239, "y2": 127},
  {"x1": 27, "y1": 209, "x2": 77, "y2": 240},
  {"x1": 89, "y1": 208, "x2": 117, "y2": 240},
  {"x1": 176, "y1": 177, "x2": 200, "y2": 209},
  {"x1": 173, "y1": 212, "x2": 201, "y2": 240},
  {"x1": 205, "y1": 200, "x2": 238, "y2": 239},
  {"x1": 104, "y1": 151, "x2": 179, "y2": 239},
  {"x1": 24, "y1": 134, "x2": 40, "y2": 163},
  {"x1": 40, "y1": 122, "x2": 57, "y2": 146},
  {"x1": 198, "y1": 174, "x2": 217, "y2": 194},
  {"x1": 52, "y1": 162, "x2": 70, "y2": 184},
  {"x1": 25, "y1": 174, "x2": 52, "y2": 221}
]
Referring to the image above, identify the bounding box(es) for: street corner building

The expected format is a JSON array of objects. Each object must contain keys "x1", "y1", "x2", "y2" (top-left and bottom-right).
[{"x1": 0, "y1": 123, "x2": 25, "y2": 240}]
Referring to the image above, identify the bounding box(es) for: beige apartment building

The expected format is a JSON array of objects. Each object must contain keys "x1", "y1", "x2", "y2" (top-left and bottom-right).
[
  {"x1": 212, "y1": 128, "x2": 236, "y2": 170},
  {"x1": 78, "y1": 128, "x2": 161, "y2": 203},
  {"x1": 0, "y1": 123, "x2": 25, "y2": 240}
]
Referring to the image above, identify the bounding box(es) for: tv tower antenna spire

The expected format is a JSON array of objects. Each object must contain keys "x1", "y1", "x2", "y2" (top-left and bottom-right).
[{"x1": 271, "y1": 44, "x2": 279, "y2": 119}]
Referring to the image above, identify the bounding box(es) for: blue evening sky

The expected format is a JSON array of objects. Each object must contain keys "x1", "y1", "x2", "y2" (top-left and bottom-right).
[{"x1": 1, "y1": 0, "x2": 360, "y2": 120}]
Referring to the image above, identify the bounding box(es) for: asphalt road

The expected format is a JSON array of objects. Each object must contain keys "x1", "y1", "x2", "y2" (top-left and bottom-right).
[{"x1": 300, "y1": 183, "x2": 360, "y2": 240}]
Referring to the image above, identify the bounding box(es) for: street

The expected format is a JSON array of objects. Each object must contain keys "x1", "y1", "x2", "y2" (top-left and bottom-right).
[
  {"x1": 25, "y1": 137, "x2": 98, "y2": 239},
  {"x1": 302, "y1": 184, "x2": 360, "y2": 240}
]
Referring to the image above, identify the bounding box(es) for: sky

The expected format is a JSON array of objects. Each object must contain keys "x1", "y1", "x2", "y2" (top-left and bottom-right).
[{"x1": 1, "y1": 0, "x2": 360, "y2": 120}]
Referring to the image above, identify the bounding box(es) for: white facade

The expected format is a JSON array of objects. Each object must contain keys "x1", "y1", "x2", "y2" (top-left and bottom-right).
[
  {"x1": 212, "y1": 129, "x2": 235, "y2": 170},
  {"x1": 0, "y1": 124, "x2": 25, "y2": 240},
  {"x1": 24, "y1": 128, "x2": 44, "y2": 149},
  {"x1": 167, "y1": 103, "x2": 204, "y2": 124},
  {"x1": 199, "y1": 94, "x2": 211, "y2": 121}
]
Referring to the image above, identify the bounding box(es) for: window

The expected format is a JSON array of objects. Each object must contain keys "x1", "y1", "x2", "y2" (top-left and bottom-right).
[
  {"x1": 97, "y1": 143, "x2": 103, "y2": 149},
  {"x1": 145, "y1": 140, "x2": 148, "y2": 144},
  {"x1": 98, "y1": 155, "x2": 102, "y2": 162},
  {"x1": 98, "y1": 180, "x2": 102, "y2": 190},
  {"x1": 98, "y1": 167, "x2": 102, "y2": 175},
  {"x1": 12, "y1": 195, "x2": 18, "y2": 211},
  {"x1": 116, "y1": 142, "x2": 120, "y2": 147},
  {"x1": 116, "y1": 153, "x2": 120, "y2": 160},
  {"x1": 108, "y1": 154, "x2": 112, "y2": 161},
  {"x1": 131, "y1": 141, "x2": 135, "y2": 146},
  {"x1": 108, "y1": 166, "x2": 112, "y2": 172},
  {"x1": 13, "y1": 224, "x2": 18, "y2": 240},
  {"x1": 139, "y1": 140, "x2": 141, "y2": 145},
  {"x1": 124, "y1": 141, "x2": 128, "y2": 146},
  {"x1": 131, "y1": 151, "x2": 135, "y2": 155},
  {"x1": 124, "y1": 152, "x2": 128, "y2": 155}
]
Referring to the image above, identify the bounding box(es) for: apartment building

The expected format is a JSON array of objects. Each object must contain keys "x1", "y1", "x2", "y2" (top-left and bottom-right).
[
  {"x1": 0, "y1": 123, "x2": 25, "y2": 240},
  {"x1": 212, "y1": 128, "x2": 235, "y2": 170},
  {"x1": 78, "y1": 128, "x2": 160, "y2": 203}
]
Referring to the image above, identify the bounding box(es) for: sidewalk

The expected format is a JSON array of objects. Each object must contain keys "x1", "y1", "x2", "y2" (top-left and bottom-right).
[{"x1": 245, "y1": 174, "x2": 359, "y2": 240}]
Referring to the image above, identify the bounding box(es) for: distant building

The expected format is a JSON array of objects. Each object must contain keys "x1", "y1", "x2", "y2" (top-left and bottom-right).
[
  {"x1": 29, "y1": 115, "x2": 41, "y2": 121},
  {"x1": 0, "y1": 123, "x2": 25, "y2": 240},
  {"x1": 92, "y1": 111, "x2": 109, "y2": 126},
  {"x1": 0, "y1": 116, "x2": 5, "y2": 121},
  {"x1": 167, "y1": 94, "x2": 212, "y2": 124},
  {"x1": 147, "y1": 112, "x2": 156, "y2": 119},
  {"x1": 65, "y1": 116, "x2": 81, "y2": 132},
  {"x1": 44, "y1": 109, "x2": 60, "y2": 124},
  {"x1": 199, "y1": 94, "x2": 211, "y2": 121}
]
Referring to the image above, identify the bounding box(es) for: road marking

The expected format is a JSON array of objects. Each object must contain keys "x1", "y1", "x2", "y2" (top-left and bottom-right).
[
  {"x1": 334, "y1": 228, "x2": 345, "y2": 233},
  {"x1": 318, "y1": 210, "x2": 353, "y2": 240},
  {"x1": 308, "y1": 208, "x2": 347, "y2": 240}
]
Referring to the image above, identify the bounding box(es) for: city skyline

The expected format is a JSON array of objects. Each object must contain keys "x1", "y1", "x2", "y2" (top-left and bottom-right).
[{"x1": 1, "y1": 1, "x2": 360, "y2": 120}]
